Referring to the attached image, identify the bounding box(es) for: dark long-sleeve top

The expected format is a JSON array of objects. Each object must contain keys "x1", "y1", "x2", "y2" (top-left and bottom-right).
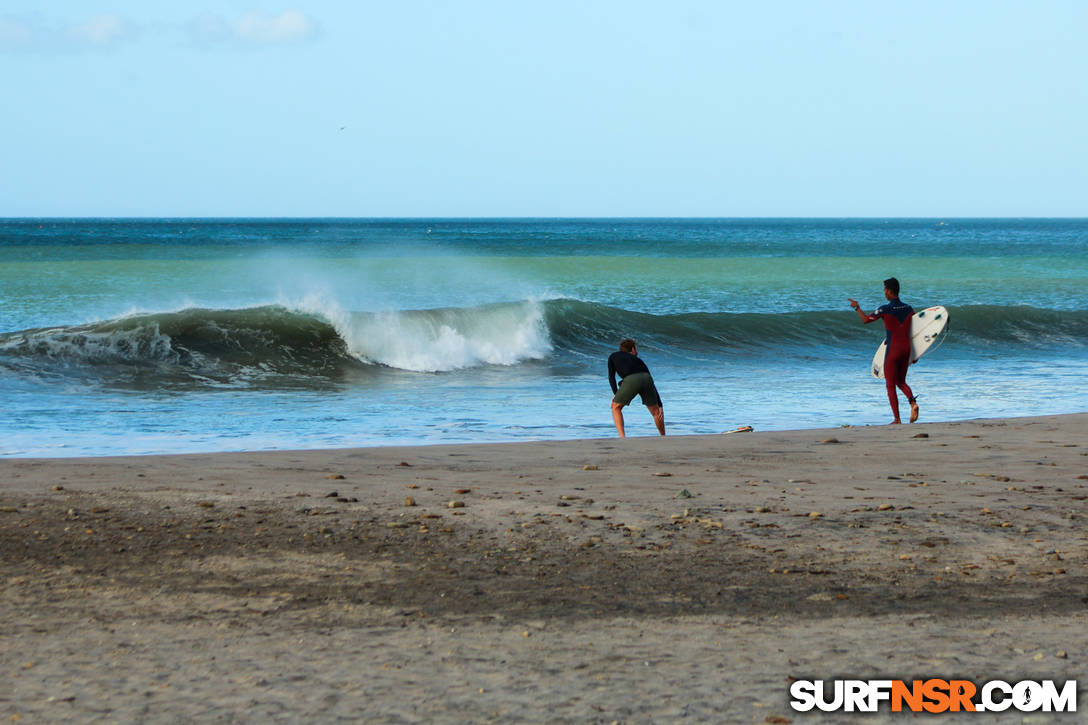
[{"x1": 607, "y1": 350, "x2": 651, "y2": 394}]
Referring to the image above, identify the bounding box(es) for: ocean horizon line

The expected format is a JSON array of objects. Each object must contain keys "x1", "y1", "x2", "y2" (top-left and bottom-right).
[{"x1": 4, "y1": 215, "x2": 1088, "y2": 222}]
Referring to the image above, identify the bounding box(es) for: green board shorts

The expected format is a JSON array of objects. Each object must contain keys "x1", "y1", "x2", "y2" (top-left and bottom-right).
[{"x1": 612, "y1": 372, "x2": 662, "y2": 408}]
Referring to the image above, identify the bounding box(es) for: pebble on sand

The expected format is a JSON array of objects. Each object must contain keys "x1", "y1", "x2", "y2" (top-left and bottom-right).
[
  {"x1": 327, "y1": 474, "x2": 345, "y2": 480},
  {"x1": 582, "y1": 465, "x2": 599, "y2": 471},
  {"x1": 405, "y1": 497, "x2": 416, "y2": 507},
  {"x1": 808, "y1": 512, "x2": 823, "y2": 519},
  {"x1": 448, "y1": 501, "x2": 465, "y2": 509}
]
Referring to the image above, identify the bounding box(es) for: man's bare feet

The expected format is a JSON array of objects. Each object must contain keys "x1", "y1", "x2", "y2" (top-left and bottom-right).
[
  {"x1": 909, "y1": 402, "x2": 919, "y2": 423},
  {"x1": 890, "y1": 420, "x2": 902, "y2": 425}
]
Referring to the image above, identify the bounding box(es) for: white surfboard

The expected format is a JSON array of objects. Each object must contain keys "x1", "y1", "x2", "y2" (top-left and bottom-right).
[{"x1": 871, "y1": 305, "x2": 949, "y2": 379}]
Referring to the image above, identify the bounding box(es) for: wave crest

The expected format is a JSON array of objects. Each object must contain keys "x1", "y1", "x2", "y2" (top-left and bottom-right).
[
  {"x1": 334, "y1": 302, "x2": 551, "y2": 372},
  {"x1": 1, "y1": 301, "x2": 1083, "y2": 388},
  {"x1": 0, "y1": 302, "x2": 554, "y2": 384},
  {"x1": 544, "y1": 301, "x2": 1088, "y2": 351}
]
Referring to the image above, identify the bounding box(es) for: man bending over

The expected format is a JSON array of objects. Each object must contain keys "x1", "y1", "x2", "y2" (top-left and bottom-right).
[{"x1": 608, "y1": 338, "x2": 665, "y2": 437}]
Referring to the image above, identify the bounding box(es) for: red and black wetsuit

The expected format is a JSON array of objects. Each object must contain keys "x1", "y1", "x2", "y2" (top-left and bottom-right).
[{"x1": 865, "y1": 298, "x2": 916, "y2": 420}]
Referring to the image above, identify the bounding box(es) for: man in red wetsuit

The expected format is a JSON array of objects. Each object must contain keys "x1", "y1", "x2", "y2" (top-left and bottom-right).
[{"x1": 848, "y1": 277, "x2": 919, "y2": 424}]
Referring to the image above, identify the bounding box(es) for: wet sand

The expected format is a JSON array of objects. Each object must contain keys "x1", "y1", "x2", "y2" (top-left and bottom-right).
[{"x1": 2, "y1": 414, "x2": 1087, "y2": 723}]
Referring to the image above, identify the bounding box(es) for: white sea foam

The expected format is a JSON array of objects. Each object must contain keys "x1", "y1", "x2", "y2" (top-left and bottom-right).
[
  {"x1": 285, "y1": 295, "x2": 553, "y2": 372},
  {"x1": 352, "y1": 304, "x2": 551, "y2": 372},
  {"x1": 0, "y1": 323, "x2": 177, "y2": 363}
]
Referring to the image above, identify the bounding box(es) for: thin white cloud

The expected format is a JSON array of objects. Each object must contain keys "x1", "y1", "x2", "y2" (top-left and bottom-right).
[
  {"x1": 0, "y1": 16, "x2": 34, "y2": 52},
  {"x1": 2, "y1": 10, "x2": 317, "y2": 53},
  {"x1": 188, "y1": 10, "x2": 319, "y2": 48},
  {"x1": 236, "y1": 10, "x2": 317, "y2": 45},
  {"x1": 0, "y1": 13, "x2": 136, "y2": 53},
  {"x1": 66, "y1": 13, "x2": 132, "y2": 49}
]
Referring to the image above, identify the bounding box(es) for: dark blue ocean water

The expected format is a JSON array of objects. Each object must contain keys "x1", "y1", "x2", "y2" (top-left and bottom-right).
[{"x1": 1, "y1": 218, "x2": 1085, "y2": 456}]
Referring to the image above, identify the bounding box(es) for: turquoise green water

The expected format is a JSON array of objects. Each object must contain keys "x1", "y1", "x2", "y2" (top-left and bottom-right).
[{"x1": 1, "y1": 218, "x2": 1085, "y2": 456}]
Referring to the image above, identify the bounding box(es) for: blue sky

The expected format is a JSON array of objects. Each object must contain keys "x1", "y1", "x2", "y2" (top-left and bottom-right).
[{"x1": 2, "y1": 1, "x2": 1086, "y2": 217}]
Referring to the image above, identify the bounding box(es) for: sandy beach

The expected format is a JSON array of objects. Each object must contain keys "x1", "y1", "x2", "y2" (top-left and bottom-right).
[{"x1": 2, "y1": 413, "x2": 1087, "y2": 723}]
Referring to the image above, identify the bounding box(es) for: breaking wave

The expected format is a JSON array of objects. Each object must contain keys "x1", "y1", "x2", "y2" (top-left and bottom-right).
[
  {"x1": 0, "y1": 301, "x2": 1083, "y2": 388},
  {"x1": 0, "y1": 302, "x2": 552, "y2": 385}
]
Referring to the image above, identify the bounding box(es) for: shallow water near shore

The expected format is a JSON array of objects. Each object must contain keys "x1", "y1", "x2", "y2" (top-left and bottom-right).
[{"x1": 1, "y1": 218, "x2": 1086, "y2": 456}]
